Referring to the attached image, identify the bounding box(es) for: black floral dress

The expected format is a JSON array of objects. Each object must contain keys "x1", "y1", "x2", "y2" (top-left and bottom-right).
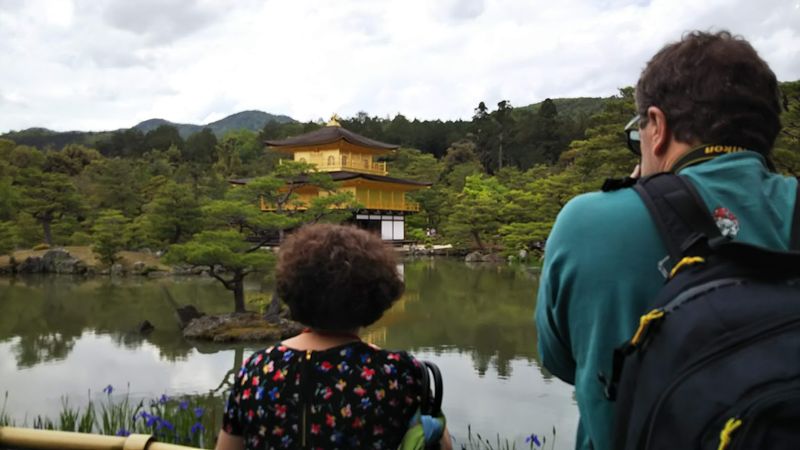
[{"x1": 223, "y1": 341, "x2": 423, "y2": 450}]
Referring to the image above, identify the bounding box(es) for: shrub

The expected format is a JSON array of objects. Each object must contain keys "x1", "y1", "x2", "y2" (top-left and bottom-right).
[
  {"x1": 91, "y1": 210, "x2": 130, "y2": 266},
  {"x1": 69, "y1": 231, "x2": 93, "y2": 246}
]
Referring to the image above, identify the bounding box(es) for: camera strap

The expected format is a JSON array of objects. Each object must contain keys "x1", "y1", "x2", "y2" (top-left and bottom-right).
[{"x1": 669, "y1": 144, "x2": 756, "y2": 173}]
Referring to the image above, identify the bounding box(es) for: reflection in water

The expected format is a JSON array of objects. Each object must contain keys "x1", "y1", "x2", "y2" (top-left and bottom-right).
[
  {"x1": 0, "y1": 260, "x2": 577, "y2": 449},
  {"x1": 0, "y1": 275, "x2": 244, "y2": 367},
  {"x1": 366, "y1": 259, "x2": 544, "y2": 379}
]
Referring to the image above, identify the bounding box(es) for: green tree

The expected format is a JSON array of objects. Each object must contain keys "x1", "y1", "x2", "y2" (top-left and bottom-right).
[
  {"x1": 387, "y1": 148, "x2": 442, "y2": 183},
  {"x1": 91, "y1": 210, "x2": 130, "y2": 266},
  {"x1": 166, "y1": 194, "x2": 280, "y2": 313},
  {"x1": 0, "y1": 138, "x2": 15, "y2": 157},
  {"x1": 537, "y1": 98, "x2": 561, "y2": 163},
  {"x1": 440, "y1": 140, "x2": 484, "y2": 193},
  {"x1": 8, "y1": 145, "x2": 45, "y2": 170},
  {"x1": 445, "y1": 174, "x2": 506, "y2": 250},
  {"x1": 232, "y1": 160, "x2": 357, "y2": 242},
  {"x1": 14, "y1": 213, "x2": 43, "y2": 247},
  {"x1": 472, "y1": 101, "x2": 498, "y2": 172},
  {"x1": 225, "y1": 129, "x2": 278, "y2": 176},
  {"x1": 18, "y1": 170, "x2": 84, "y2": 245},
  {"x1": 0, "y1": 221, "x2": 17, "y2": 257},
  {"x1": 175, "y1": 162, "x2": 357, "y2": 313},
  {"x1": 213, "y1": 133, "x2": 245, "y2": 178},
  {"x1": 144, "y1": 125, "x2": 184, "y2": 152},
  {"x1": 0, "y1": 177, "x2": 19, "y2": 221},
  {"x1": 166, "y1": 230, "x2": 274, "y2": 313},
  {"x1": 387, "y1": 148, "x2": 447, "y2": 237},
  {"x1": 98, "y1": 128, "x2": 146, "y2": 157},
  {"x1": 183, "y1": 128, "x2": 218, "y2": 165},
  {"x1": 43, "y1": 144, "x2": 101, "y2": 176},
  {"x1": 81, "y1": 158, "x2": 146, "y2": 217},
  {"x1": 124, "y1": 215, "x2": 159, "y2": 250},
  {"x1": 560, "y1": 87, "x2": 637, "y2": 180},
  {"x1": 774, "y1": 80, "x2": 800, "y2": 176},
  {"x1": 493, "y1": 100, "x2": 514, "y2": 172},
  {"x1": 142, "y1": 181, "x2": 203, "y2": 245}
]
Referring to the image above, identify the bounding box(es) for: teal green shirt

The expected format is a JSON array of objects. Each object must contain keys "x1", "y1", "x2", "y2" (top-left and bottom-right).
[{"x1": 535, "y1": 152, "x2": 797, "y2": 450}]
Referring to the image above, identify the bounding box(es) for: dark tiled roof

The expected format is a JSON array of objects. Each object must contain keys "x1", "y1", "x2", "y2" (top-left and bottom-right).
[
  {"x1": 325, "y1": 171, "x2": 431, "y2": 186},
  {"x1": 228, "y1": 171, "x2": 431, "y2": 187},
  {"x1": 265, "y1": 126, "x2": 399, "y2": 151}
]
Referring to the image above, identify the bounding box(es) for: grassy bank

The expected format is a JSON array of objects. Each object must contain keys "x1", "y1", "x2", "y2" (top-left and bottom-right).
[{"x1": 0, "y1": 246, "x2": 171, "y2": 272}]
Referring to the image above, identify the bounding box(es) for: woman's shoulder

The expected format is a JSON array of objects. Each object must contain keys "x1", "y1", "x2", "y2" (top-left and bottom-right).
[
  {"x1": 239, "y1": 344, "x2": 299, "y2": 371},
  {"x1": 240, "y1": 342, "x2": 422, "y2": 373},
  {"x1": 362, "y1": 344, "x2": 423, "y2": 373}
]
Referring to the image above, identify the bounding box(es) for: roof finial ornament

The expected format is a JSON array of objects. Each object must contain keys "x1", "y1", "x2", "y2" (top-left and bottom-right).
[{"x1": 326, "y1": 114, "x2": 342, "y2": 127}]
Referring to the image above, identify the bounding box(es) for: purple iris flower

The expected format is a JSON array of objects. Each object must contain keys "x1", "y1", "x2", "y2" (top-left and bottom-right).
[
  {"x1": 179, "y1": 400, "x2": 189, "y2": 411},
  {"x1": 159, "y1": 394, "x2": 169, "y2": 405},
  {"x1": 159, "y1": 419, "x2": 175, "y2": 432},
  {"x1": 145, "y1": 414, "x2": 159, "y2": 428},
  {"x1": 190, "y1": 422, "x2": 205, "y2": 434},
  {"x1": 115, "y1": 428, "x2": 130, "y2": 437},
  {"x1": 194, "y1": 407, "x2": 205, "y2": 418},
  {"x1": 102, "y1": 385, "x2": 113, "y2": 395},
  {"x1": 525, "y1": 434, "x2": 542, "y2": 447}
]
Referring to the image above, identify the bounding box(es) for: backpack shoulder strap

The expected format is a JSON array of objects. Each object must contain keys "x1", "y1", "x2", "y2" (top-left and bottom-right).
[
  {"x1": 422, "y1": 361, "x2": 443, "y2": 416},
  {"x1": 418, "y1": 359, "x2": 431, "y2": 414},
  {"x1": 633, "y1": 173, "x2": 722, "y2": 266},
  {"x1": 791, "y1": 178, "x2": 800, "y2": 251}
]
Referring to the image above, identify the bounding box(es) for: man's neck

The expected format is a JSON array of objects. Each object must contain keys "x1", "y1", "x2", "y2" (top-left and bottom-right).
[{"x1": 662, "y1": 141, "x2": 697, "y2": 172}]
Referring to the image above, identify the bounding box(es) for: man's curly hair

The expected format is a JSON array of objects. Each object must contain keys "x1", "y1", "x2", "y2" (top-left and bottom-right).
[
  {"x1": 276, "y1": 224, "x2": 404, "y2": 331},
  {"x1": 636, "y1": 30, "x2": 781, "y2": 154}
]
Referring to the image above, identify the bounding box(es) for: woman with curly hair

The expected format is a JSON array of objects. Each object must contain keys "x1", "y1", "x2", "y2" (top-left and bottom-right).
[{"x1": 215, "y1": 223, "x2": 451, "y2": 450}]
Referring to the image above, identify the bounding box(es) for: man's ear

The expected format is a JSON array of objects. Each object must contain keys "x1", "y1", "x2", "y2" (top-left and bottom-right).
[{"x1": 646, "y1": 106, "x2": 670, "y2": 156}]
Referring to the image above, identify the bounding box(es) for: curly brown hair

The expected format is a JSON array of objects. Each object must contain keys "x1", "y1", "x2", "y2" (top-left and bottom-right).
[
  {"x1": 635, "y1": 30, "x2": 782, "y2": 155},
  {"x1": 276, "y1": 224, "x2": 404, "y2": 331}
]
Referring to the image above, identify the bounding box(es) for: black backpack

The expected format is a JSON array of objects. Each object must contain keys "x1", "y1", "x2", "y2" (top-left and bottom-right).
[{"x1": 601, "y1": 172, "x2": 800, "y2": 450}]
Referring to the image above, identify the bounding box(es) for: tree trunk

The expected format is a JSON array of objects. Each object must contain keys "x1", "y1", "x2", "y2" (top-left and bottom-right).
[
  {"x1": 472, "y1": 230, "x2": 484, "y2": 251},
  {"x1": 264, "y1": 292, "x2": 282, "y2": 323},
  {"x1": 42, "y1": 219, "x2": 53, "y2": 246},
  {"x1": 233, "y1": 275, "x2": 246, "y2": 313},
  {"x1": 171, "y1": 225, "x2": 182, "y2": 244},
  {"x1": 498, "y1": 132, "x2": 504, "y2": 171}
]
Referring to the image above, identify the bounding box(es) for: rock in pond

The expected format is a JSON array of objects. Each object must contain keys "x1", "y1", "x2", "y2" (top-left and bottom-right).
[{"x1": 182, "y1": 312, "x2": 303, "y2": 343}]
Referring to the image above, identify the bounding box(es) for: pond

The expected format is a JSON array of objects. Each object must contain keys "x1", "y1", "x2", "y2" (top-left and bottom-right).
[{"x1": 0, "y1": 258, "x2": 578, "y2": 449}]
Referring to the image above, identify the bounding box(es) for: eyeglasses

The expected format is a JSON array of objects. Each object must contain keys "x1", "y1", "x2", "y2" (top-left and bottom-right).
[{"x1": 624, "y1": 115, "x2": 641, "y2": 156}]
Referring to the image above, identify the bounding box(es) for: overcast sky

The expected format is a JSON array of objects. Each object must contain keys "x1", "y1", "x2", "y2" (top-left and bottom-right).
[{"x1": 0, "y1": 0, "x2": 798, "y2": 133}]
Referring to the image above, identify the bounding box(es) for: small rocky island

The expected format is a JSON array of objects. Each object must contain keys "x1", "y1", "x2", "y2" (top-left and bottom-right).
[{"x1": 179, "y1": 308, "x2": 303, "y2": 343}]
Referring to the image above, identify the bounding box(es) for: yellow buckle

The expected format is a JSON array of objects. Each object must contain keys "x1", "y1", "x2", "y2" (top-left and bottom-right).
[
  {"x1": 630, "y1": 309, "x2": 665, "y2": 346},
  {"x1": 717, "y1": 417, "x2": 742, "y2": 450},
  {"x1": 669, "y1": 256, "x2": 706, "y2": 278}
]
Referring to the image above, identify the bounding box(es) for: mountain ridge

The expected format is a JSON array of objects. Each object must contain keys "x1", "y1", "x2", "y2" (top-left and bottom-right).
[{"x1": 131, "y1": 110, "x2": 296, "y2": 138}]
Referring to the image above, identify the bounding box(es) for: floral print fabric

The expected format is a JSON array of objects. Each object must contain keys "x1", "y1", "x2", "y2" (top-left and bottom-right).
[{"x1": 223, "y1": 341, "x2": 423, "y2": 449}]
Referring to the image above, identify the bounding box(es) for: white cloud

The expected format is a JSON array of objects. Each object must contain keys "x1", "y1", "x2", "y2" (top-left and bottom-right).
[{"x1": 0, "y1": 0, "x2": 798, "y2": 132}]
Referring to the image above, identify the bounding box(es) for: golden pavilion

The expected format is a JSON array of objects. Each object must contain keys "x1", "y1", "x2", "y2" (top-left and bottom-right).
[{"x1": 240, "y1": 116, "x2": 430, "y2": 241}]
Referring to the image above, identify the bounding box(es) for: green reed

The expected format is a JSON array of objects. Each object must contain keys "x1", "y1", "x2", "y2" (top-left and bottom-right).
[
  {"x1": 0, "y1": 392, "x2": 12, "y2": 427},
  {"x1": 458, "y1": 424, "x2": 556, "y2": 450},
  {"x1": 2, "y1": 386, "x2": 224, "y2": 449}
]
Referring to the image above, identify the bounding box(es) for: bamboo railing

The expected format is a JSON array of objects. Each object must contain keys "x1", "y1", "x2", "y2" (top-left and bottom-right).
[{"x1": 0, "y1": 427, "x2": 201, "y2": 450}]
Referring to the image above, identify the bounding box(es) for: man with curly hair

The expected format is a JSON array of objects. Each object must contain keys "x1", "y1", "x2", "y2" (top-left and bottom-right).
[{"x1": 535, "y1": 31, "x2": 797, "y2": 450}]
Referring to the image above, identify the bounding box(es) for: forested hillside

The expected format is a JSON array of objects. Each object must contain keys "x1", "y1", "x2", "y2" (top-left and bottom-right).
[{"x1": 0, "y1": 82, "x2": 797, "y2": 261}]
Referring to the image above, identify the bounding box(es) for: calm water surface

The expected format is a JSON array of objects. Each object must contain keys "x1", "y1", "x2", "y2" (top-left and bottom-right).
[{"x1": 0, "y1": 259, "x2": 578, "y2": 449}]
